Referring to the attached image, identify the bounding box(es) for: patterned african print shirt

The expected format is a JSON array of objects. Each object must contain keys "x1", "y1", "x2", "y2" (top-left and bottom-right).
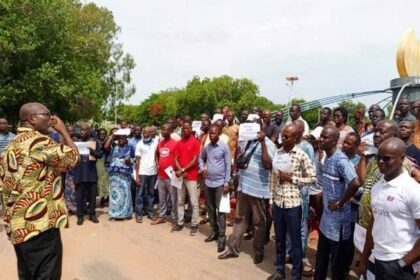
[
  {"x1": 0, "y1": 127, "x2": 78, "y2": 244},
  {"x1": 270, "y1": 146, "x2": 316, "y2": 208}
]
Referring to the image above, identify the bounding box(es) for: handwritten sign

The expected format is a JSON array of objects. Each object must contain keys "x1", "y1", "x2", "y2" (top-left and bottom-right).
[
  {"x1": 238, "y1": 123, "x2": 260, "y2": 141},
  {"x1": 114, "y1": 128, "x2": 131, "y2": 136}
]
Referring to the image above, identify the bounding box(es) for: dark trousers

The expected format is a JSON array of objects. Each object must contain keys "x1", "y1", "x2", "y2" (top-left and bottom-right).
[
  {"x1": 135, "y1": 175, "x2": 157, "y2": 217},
  {"x1": 76, "y1": 182, "x2": 97, "y2": 218},
  {"x1": 375, "y1": 259, "x2": 416, "y2": 280},
  {"x1": 14, "y1": 228, "x2": 62, "y2": 280},
  {"x1": 227, "y1": 192, "x2": 266, "y2": 256},
  {"x1": 314, "y1": 230, "x2": 354, "y2": 280},
  {"x1": 273, "y1": 204, "x2": 302, "y2": 280},
  {"x1": 205, "y1": 186, "x2": 226, "y2": 243}
]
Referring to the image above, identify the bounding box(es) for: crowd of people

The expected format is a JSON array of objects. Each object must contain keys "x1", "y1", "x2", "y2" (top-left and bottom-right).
[{"x1": 1, "y1": 99, "x2": 420, "y2": 280}]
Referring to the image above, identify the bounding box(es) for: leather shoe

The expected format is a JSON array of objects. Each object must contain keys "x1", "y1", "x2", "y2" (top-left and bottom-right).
[
  {"x1": 253, "y1": 254, "x2": 264, "y2": 264},
  {"x1": 77, "y1": 217, "x2": 83, "y2": 225},
  {"x1": 204, "y1": 233, "x2": 219, "y2": 242},
  {"x1": 89, "y1": 215, "x2": 99, "y2": 223},
  {"x1": 136, "y1": 216, "x2": 143, "y2": 223},
  {"x1": 151, "y1": 217, "x2": 166, "y2": 225},
  {"x1": 266, "y1": 271, "x2": 285, "y2": 280},
  {"x1": 243, "y1": 233, "x2": 253, "y2": 240},
  {"x1": 217, "y1": 242, "x2": 225, "y2": 253},
  {"x1": 218, "y1": 250, "x2": 238, "y2": 260}
]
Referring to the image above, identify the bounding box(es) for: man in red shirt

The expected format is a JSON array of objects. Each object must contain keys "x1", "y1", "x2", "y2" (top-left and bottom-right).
[
  {"x1": 172, "y1": 122, "x2": 201, "y2": 236},
  {"x1": 152, "y1": 123, "x2": 178, "y2": 225}
]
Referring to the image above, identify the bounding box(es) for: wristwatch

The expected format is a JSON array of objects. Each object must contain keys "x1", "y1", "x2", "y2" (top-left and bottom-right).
[
  {"x1": 181, "y1": 168, "x2": 185, "y2": 173},
  {"x1": 398, "y1": 258, "x2": 408, "y2": 268},
  {"x1": 336, "y1": 201, "x2": 342, "y2": 209}
]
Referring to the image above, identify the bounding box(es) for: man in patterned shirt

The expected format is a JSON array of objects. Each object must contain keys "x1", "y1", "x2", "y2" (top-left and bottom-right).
[
  {"x1": 314, "y1": 126, "x2": 361, "y2": 280},
  {"x1": 0, "y1": 103, "x2": 79, "y2": 279},
  {"x1": 267, "y1": 124, "x2": 316, "y2": 280}
]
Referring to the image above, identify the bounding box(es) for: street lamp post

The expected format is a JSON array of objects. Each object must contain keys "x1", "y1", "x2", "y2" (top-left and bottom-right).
[{"x1": 285, "y1": 76, "x2": 299, "y2": 107}]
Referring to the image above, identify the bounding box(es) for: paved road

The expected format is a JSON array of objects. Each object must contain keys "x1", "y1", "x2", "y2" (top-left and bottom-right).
[{"x1": 0, "y1": 208, "x2": 355, "y2": 280}]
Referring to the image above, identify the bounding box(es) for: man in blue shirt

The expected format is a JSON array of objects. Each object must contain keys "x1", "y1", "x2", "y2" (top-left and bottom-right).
[
  {"x1": 199, "y1": 124, "x2": 231, "y2": 252},
  {"x1": 314, "y1": 126, "x2": 361, "y2": 280},
  {"x1": 0, "y1": 117, "x2": 15, "y2": 154},
  {"x1": 219, "y1": 119, "x2": 275, "y2": 265}
]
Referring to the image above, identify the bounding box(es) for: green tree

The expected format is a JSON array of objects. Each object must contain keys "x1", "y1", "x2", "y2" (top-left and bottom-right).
[
  {"x1": 0, "y1": 0, "x2": 135, "y2": 122},
  {"x1": 337, "y1": 100, "x2": 366, "y2": 126}
]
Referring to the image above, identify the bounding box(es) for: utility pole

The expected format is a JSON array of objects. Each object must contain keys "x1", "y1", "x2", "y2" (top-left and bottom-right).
[{"x1": 285, "y1": 76, "x2": 299, "y2": 107}]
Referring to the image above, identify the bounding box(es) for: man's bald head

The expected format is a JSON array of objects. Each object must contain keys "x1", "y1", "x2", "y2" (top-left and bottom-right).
[
  {"x1": 378, "y1": 137, "x2": 406, "y2": 157},
  {"x1": 293, "y1": 119, "x2": 305, "y2": 133},
  {"x1": 19, "y1": 102, "x2": 48, "y2": 121},
  {"x1": 323, "y1": 126, "x2": 340, "y2": 141}
]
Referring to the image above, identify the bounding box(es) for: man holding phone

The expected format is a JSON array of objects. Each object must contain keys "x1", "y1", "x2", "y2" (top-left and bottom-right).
[{"x1": 0, "y1": 102, "x2": 79, "y2": 279}]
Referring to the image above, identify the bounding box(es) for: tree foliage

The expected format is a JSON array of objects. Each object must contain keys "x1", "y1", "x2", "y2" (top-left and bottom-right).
[
  {"x1": 0, "y1": 0, "x2": 135, "y2": 122},
  {"x1": 337, "y1": 100, "x2": 366, "y2": 126},
  {"x1": 114, "y1": 75, "x2": 279, "y2": 126}
]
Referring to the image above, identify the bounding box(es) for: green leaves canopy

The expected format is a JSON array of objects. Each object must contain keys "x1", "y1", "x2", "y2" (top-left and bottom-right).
[{"x1": 0, "y1": 0, "x2": 135, "y2": 122}]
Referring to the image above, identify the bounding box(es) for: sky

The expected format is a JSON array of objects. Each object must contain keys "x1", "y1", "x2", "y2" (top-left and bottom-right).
[{"x1": 91, "y1": 0, "x2": 419, "y2": 109}]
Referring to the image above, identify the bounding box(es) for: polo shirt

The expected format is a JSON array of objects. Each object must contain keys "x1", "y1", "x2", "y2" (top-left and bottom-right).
[
  {"x1": 371, "y1": 171, "x2": 420, "y2": 263},
  {"x1": 157, "y1": 138, "x2": 178, "y2": 179},
  {"x1": 175, "y1": 135, "x2": 200, "y2": 180}
]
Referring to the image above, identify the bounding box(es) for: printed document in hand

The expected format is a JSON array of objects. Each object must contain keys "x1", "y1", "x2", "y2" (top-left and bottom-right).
[
  {"x1": 75, "y1": 142, "x2": 90, "y2": 155},
  {"x1": 165, "y1": 166, "x2": 183, "y2": 189},
  {"x1": 272, "y1": 152, "x2": 293, "y2": 173},
  {"x1": 238, "y1": 123, "x2": 260, "y2": 141},
  {"x1": 219, "y1": 193, "x2": 230, "y2": 213},
  {"x1": 361, "y1": 133, "x2": 377, "y2": 155},
  {"x1": 191, "y1": 121, "x2": 202, "y2": 132}
]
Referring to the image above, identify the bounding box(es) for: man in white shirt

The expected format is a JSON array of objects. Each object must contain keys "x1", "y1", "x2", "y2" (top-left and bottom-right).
[
  {"x1": 286, "y1": 105, "x2": 309, "y2": 136},
  {"x1": 360, "y1": 137, "x2": 420, "y2": 280},
  {"x1": 134, "y1": 126, "x2": 159, "y2": 223}
]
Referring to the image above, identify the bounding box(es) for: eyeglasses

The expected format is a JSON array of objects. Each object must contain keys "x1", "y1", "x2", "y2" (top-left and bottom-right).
[{"x1": 377, "y1": 155, "x2": 395, "y2": 162}]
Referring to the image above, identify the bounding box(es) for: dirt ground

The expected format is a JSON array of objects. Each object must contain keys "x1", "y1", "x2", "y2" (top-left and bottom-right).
[{"x1": 0, "y1": 208, "x2": 359, "y2": 280}]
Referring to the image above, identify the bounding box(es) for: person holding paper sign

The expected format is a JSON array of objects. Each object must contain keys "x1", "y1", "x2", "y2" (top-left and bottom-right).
[
  {"x1": 199, "y1": 125, "x2": 231, "y2": 253},
  {"x1": 218, "y1": 119, "x2": 275, "y2": 265},
  {"x1": 172, "y1": 122, "x2": 201, "y2": 236},
  {"x1": 153, "y1": 124, "x2": 178, "y2": 225},
  {"x1": 360, "y1": 138, "x2": 420, "y2": 280},
  {"x1": 267, "y1": 124, "x2": 316, "y2": 280},
  {"x1": 73, "y1": 124, "x2": 102, "y2": 225}
]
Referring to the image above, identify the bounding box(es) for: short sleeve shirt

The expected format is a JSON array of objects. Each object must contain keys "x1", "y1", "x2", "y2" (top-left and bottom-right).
[
  {"x1": 0, "y1": 128, "x2": 79, "y2": 244},
  {"x1": 157, "y1": 138, "x2": 178, "y2": 179},
  {"x1": 175, "y1": 136, "x2": 200, "y2": 180},
  {"x1": 371, "y1": 172, "x2": 420, "y2": 262},
  {"x1": 319, "y1": 149, "x2": 358, "y2": 241},
  {"x1": 135, "y1": 140, "x2": 158, "y2": 175}
]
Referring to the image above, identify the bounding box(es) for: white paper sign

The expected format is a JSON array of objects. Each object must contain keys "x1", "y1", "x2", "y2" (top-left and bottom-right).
[
  {"x1": 165, "y1": 166, "x2": 183, "y2": 189},
  {"x1": 272, "y1": 152, "x2": 293, "y2": 173},
  {"x1": 246, "y1": 114, "x2": 260, "y2": 122},
  {"x1": 212, "y1": 114, "x2": 224, "y2": 123},
  {"x1": 74, "y1": 142, "x2": 89, "y2": 155},
  {"x1": 219, "y1": 193, "x2": 230, "y2": 213},
  {"x1": 238, "y1": 123, "x2": 260, "y2": 141},
  {"x1": 191, "y1": 121, "x2": 202, "y2": 132},
  {"x1": 310, "y1": 126, "x2": 324, "y2": 139},
  {"x1": 114, "y1": 128, "x2": 131, "y2": 136},
  {"x1": 361, "y1": 133, "x2": 377, "y2": 155}
]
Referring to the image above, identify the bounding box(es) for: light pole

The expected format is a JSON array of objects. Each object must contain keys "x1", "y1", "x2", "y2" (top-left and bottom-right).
[{"x1": 285, "y1": 76, "x2": 299, "y2": 107}]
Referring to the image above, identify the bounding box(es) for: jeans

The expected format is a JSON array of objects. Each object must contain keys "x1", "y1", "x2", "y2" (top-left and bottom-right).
[
  {"x1": 375, "y1": 259, "x2": 416, "y2": 280},
  {"x1": 205, "y1": 185, "x2": 226, "y2": 243},
  {"x1": 314, "y1": 231, "x2": 354, "y2": 280},
  {"x1": 177, "y1": 179, "x2": 199, "y2": 226},
  {"x1": 75, "y1": 182, "x2": 97, "y2": 218},
  {"x1": 135, "y1": 175, "x2": 157, "y2": 217},
  {"x1": 157, "y1": 178, "x2": 177, "y2": 220},
  {"x1": 273, "y1": 204, "x2": 302, "y2": 280},
  {"x1": 286, "y1": 185, "x2": 309, "y2": 256}
]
